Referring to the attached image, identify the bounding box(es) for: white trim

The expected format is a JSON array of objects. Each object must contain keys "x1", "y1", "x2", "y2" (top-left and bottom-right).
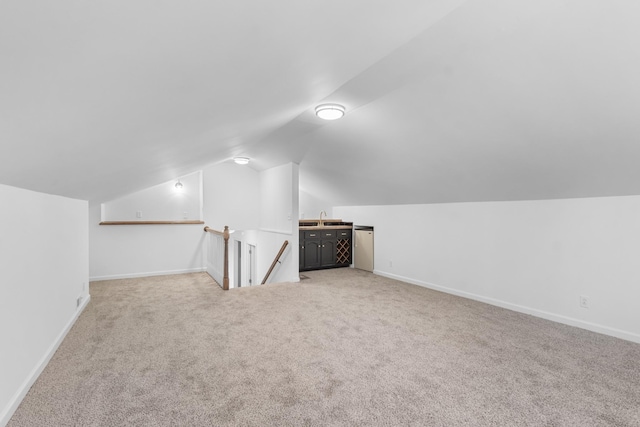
[
  {"x1": 374, "y1": 270, "x2": 640, "y2": 344},
  {"x1": 89, "y1": 267, "x2": 206, "y2": 282},
  {"x1": 0, "y1": 295, "x2": 91, "y2": 427}
]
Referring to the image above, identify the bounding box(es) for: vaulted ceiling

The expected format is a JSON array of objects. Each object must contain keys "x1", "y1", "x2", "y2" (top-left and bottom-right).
[{"x1": 2, "y1": 0, "x2": 639, "y2": 205}]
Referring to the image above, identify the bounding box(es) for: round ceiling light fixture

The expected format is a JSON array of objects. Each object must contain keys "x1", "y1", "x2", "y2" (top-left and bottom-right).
[
  {"x1": 233, "y1": 157, "x2": 250, "y2": 165},
  {"x1": 315, "y1": 103, "x2": 345, "y2": 120}
]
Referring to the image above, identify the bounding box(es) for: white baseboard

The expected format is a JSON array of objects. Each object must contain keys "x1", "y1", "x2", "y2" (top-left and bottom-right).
[
  {"x1": 0, "y1": 295, "x2": 91, "y2": 427},
  {"x1": 89, "y1": 267, "x2": 206, "y2": 282},
  {"x1": 374, "y1": 269, "x2": 640, "y2": 344}
]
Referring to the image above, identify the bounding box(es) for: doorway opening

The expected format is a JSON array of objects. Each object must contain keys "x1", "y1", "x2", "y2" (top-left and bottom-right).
[
  {"x1": 235, "y1": 241, "x2": 242, "y2": 287},
  {"x1": 248, "y1": 244, "x2": 257, "y2": 286}
]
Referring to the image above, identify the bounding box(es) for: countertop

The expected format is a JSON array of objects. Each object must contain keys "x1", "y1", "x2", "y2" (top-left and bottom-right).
[
  {"x1": 299, "y1": 219, "x2": 353, "y2": 231},
  {"x1": 299, "y1": 225, "x2": 353, "y2": 230}
]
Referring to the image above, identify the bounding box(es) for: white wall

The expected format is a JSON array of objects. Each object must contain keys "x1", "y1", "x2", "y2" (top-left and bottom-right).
[
  {"x1": 102, "y1": 171, "x2": 202, "y2": 221},
  {"x1": 0, "y1": 184, "x2": 89, "y2": 426},
  {"x1": 258, "y1": 163, "x2": 299, "y2": 284},
  {"x1": 257, "y1": 230, "x2": 297, "y2": 285},
  {"x1": 202, "y1": 162, "x2": 260, "y2": 231},
  {"x1": 92, "y1": 171, "x2": 205, "y2": 280},
  {"x1": 335, "y1": 195, "x2": 640, "y2": 343},
  {"x1": 260, "y1": 163, "x2": 297, "y2": 234},
  {"x1": 299, "y1": 188, "x2": 333, "y2": 220},
  {"x1": 89, "y1": 204, "x2": 205, "y2": 280}
]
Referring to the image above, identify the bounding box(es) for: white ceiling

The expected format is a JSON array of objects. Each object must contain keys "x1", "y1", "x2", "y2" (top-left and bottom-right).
[{"x1": 1, "y1": 0, "x2": 639, "y2": 205}]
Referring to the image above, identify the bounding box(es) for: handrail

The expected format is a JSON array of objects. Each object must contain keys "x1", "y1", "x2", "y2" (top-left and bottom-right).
[
  {"x1": 261, "y1": 240, "x2": 289, "y2": 285},
  {"x1": 204, "y1": 226, "x2": 225, "y2": 236},
  {"x1": 100, "y1": 220, "x2": 204, "y2": 225},
  {"x1": 204, "y1": 225, "x2": 230, "y2": 290}
]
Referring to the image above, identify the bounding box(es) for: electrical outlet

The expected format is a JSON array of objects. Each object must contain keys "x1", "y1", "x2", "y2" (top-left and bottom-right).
[
  {"x1": 136, "y1": 211, "x2": 142, "y2": 218},
  {"x1": 76, "y1": 296, "x2": 83, "y2": 308},
  {"x1": 389, "y1": 260, "x2": 393, "y2": 267},
  {"x1": 183, "y1": 211, "x2": 188, "y2": 219},
  {"x1": 579, "y1": 295, "x2": 590, "y2": 309}
]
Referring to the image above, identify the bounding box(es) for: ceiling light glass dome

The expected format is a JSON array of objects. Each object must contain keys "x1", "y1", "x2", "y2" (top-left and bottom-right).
[
  {"x1": 233, "y1": 157, "x2": 250, "y2": 165},
  {"x1": 315, "y1": 104, "x2": 345, "y2": 120}
]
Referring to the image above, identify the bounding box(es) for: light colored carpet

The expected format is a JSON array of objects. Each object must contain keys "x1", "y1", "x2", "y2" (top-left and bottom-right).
[{"x1": 8, "y1": 269, "x2": 640, "y2": 426}]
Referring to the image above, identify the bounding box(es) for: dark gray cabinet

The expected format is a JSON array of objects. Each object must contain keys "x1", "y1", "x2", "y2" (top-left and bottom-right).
[
  {"x1": 299, "y1": 229, "x2": 352, "y2": 271},
  {"x1": 320, "y1": 239, "x2": 336, "y2": 267},
  {"x1": 302, "y1": 239, "x2": 322, "y2": 270}
]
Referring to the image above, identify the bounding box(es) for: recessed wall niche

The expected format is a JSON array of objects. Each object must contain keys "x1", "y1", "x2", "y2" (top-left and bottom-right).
[{"x1": 100, "y1": 171, "x2": 203, "y2": 224}]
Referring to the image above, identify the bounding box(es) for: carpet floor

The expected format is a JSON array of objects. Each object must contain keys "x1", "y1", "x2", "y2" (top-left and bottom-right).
[{"x1": 8, "y1": 269, "x2": 640, "y2": 426}]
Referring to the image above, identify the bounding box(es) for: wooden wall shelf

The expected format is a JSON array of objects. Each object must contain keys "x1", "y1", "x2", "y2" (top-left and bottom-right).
[{"x1": 99, "y1": 220, "x2": 205, "y2": 225}]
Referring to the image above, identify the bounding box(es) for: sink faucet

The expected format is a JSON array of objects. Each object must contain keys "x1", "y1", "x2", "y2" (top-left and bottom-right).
[{"x1": 319, "y1": 210, "x2": 327, "y2": 226}]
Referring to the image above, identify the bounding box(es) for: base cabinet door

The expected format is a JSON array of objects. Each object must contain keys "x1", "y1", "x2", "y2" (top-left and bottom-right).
[
  {"x1": 302, "y1": 240, "x2": 322, "y2": 270},
  {"x1": 320, "y1": 239, "x2": 337, "y2": 267}
]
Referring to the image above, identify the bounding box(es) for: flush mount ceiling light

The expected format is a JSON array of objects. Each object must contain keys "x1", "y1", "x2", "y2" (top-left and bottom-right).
[
  {"x1": 234, "y1": 157, "x2": 250, "y2": 165},
  {"x1": 174, "y1": 180, "x2": 183, "y2": 189},
  {"x1": 315, "y1": 103, "x2": 345, "y2": 120}
]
